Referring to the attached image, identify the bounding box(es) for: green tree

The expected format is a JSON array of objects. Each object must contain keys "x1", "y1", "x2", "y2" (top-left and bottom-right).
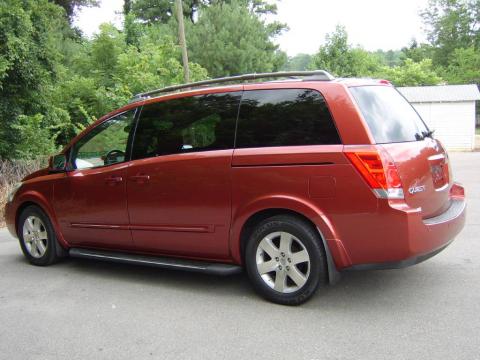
[
  {"x1": 185, "y1": 0, "x2": 286, "y2": 77},
  {"x1": 52, "y1": 23, "x2": 208, "y2": 143},
  {"x1": 400, "y1": 39, "x2": 435, "y2": 63},
  {"x1": 90, "y1": 24, "x2": 127, "y2": 86},
  {"x1": 421, "y1": 0, "x2": 479, "y2": 66},
  {"x1": 50, "y1": 0, "x2": 99, "y2": 22},
  {"x1": 443, "y1": 47, "x2": 480, "y2": 84},
  {"x1": 373, "y1": 49, "x2": 403, "y2": 67},
  {"x1": 116, "y1": 31, "x2": 208, "y2": 95},
  {"x1": 309, "y1": 25, "x2": 382, "y2": 77},
  {"x1": 376, "y1": 58, "x2": 443, "y2": 86},
  {"x1": 124, "y1": 0, "x2": 132, "y2": 15},
  {"x1": 0, "y1": 0, "x2": 70, "y2": 159},
  {"x1": 131, "y1": 0, "x2": 278, "y2": 24},
  {"x1": 283, "y1": 53, "x2": 313, "y2": 71}
]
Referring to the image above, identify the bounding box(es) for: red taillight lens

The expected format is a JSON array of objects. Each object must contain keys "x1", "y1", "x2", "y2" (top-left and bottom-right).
[{"x1": 345, "y1": 150, "x2": 404, "y2": 199}]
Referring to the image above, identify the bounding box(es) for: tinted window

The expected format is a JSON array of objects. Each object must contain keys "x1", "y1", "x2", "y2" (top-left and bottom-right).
[
  {"x1": 349, "y1": 86, "x2": 429, "y2": 144},
  {"x1": 71, "y1": 110, "x2": 136, "y2": 170},
  {"x1": 132, "y1": 92, "x2": 241, "y2": 160},
  {"x1": 236, "y1": 89, "x2": 340, "y2": 148}
]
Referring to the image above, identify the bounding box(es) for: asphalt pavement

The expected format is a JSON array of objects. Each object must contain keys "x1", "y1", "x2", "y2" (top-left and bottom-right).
[{"x1": 0, "y1": 152, "x2": 479, "y2": 360}]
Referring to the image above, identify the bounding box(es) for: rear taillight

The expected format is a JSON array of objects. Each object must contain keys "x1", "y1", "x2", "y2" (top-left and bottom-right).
[{"x1": 345, "y1": 149, "x2": 404, "y2": 199}]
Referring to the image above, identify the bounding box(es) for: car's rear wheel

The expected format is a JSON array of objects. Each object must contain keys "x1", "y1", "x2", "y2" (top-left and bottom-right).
[
  {"x1": 245, "y1": 215, "x2": 327, "y2": 305},
  {"x1": 18, "y1": 205, "x2": 65, "y2": 266}
]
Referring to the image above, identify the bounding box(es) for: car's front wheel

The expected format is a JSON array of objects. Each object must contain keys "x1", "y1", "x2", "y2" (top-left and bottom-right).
[
  {"x1": 18, "y1": 205, "x2": 65, "y2": 266},
  {"x1": 245, "y1": 215, "x2": 327, "y2": 305}
]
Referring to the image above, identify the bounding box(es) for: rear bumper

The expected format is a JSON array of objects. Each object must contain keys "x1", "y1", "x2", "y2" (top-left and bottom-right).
[
  {"x1": 344, "y1": 183, "x2": 466, "y2": 270},
  {"x1": 345, "y1": 237, "x2": 454, "y2": 271}
]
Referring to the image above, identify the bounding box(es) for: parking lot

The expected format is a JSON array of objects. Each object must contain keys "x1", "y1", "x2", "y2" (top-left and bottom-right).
[{"x1": 0, "y1": 152, "x2": 479, "y2": 360}]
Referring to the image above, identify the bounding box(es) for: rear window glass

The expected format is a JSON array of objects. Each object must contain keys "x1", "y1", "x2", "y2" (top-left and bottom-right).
[
  {"x1": 236, "y1": 89, "x2": 341, "y2": 148},
  {"x1": 349, "y1": 86, "x2": 429, "y2": 144}
]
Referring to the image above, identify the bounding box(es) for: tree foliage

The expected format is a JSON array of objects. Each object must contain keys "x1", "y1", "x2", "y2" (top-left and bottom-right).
[
  {"x1": 131, "y1": 0, "x2": 278, "y2": 24},
  {"x1": 309, "y1": 25, "x2": 444, "y2": 86},
  {"x1": 185, "y1": 0, "x2": 286, "y2": 77},
  {"x1": 443, "y1": 47, "x2": 480, "y2": 84},
  {"x1": 283, "y1": 54, "x2": 313, "y2": 71},
  {"x1": 1, "y1": 0, "x2": 478, "y2": 161},
  {"x1": 50, "y1": 0, "x2": 99, "y2": 22},
  {"x1": 376, "y1": 59, "x2": 443, "y2": 86},
  {"x1": 0, "y1": 0, "x2": 207, "y2": 160},
  {"x1": 309, "y1": 25, "x2": 383, "y2": 77},
  {"x1": 401, "y1": 40, "x2": 435, "y2": 63},
  {"x1": 0, "y1": 0, "x2": 68, "y2": 158},
  {"x1": 421, "y1": 0, "x2": 479, "y2": 66}
]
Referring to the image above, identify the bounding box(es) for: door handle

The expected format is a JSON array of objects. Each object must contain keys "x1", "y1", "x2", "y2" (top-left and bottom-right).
[
  {"x1": 129, "y1": 174, "x2": 150, "y2": 183},
  {"x1": 105, "y1": 176, "x2": 123, "y2": 185}
]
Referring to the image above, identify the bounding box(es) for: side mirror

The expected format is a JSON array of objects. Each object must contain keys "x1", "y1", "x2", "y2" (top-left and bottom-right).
[{"x1": 49, "y1": 154, "x2": 67, "y2": 173}]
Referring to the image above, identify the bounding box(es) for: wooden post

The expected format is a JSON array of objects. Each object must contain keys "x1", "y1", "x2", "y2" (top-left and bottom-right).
[{"x1": 176, "y1": 0, "x2": 190, "y2": 83}]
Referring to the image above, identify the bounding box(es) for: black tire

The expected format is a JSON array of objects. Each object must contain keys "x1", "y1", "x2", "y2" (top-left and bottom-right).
[
  {"x1": 245, "y1": 215, "x2": 327, "y2": 305},
  {"x1": 17, "y1": 205, "x2": 66, "y2": 266}
]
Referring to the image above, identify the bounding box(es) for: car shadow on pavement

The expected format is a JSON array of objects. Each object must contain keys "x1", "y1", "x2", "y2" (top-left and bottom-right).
[
  {"x1": 63, "y1": 257, "x2": 253, "y2": 298},
  {"x1": 26, "y1": 255, "x2": 433, "y2": 309},
  {"x1": 8, "y1": 247, "x2": 442, "y2": 309}
]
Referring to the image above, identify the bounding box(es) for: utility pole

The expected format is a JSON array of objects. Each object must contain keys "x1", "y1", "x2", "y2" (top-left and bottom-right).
[{"x1": 175, "y1": 0, "x2": 190, "y2": 83}]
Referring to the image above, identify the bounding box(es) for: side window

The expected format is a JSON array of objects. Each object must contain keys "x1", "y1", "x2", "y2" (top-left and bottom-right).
[
  {"x1": 71, "y1": 110, "x2": 137, "y2": 170},
  {"x1": 236, "y1": 89, "x2": 341, "y2": 148},
  {"x1": 131, "y1": 92, "x2": 241, "y2": 160}
]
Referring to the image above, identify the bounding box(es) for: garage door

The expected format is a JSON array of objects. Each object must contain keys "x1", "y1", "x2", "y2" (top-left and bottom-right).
[{"x1": 411, "y1": 102, "x2": 475, "y2": 151}]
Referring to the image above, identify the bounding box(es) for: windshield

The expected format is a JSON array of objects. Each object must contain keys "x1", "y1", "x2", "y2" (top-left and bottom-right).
[{"x1": 350, "y1": 86, "x2": 430, "y2": 144}]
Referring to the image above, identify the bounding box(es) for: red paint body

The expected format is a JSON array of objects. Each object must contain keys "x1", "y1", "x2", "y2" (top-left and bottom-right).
[{"x1": 4, "y1": 79, "x2": 466, "y2": 271}]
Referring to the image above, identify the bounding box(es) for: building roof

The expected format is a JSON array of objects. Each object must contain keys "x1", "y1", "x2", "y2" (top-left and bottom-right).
[{"x1": 398, "y1": 84, "x2": 480, "y2": 103}]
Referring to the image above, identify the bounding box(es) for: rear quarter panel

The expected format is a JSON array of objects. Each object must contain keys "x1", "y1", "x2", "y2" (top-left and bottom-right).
[{"x1": 230, "y1": 145, "x2": 379, "y2": 268}]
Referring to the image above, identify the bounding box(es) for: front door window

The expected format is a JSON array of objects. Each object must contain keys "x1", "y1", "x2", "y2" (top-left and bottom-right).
[{"x1": 71, "y1": 110, "x2": 137, "y2": 170}]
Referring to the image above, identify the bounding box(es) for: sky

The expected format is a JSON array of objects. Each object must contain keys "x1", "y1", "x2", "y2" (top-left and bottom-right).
[{"x1": 75, "y1": 0, "x2": 430, "y2": 55}]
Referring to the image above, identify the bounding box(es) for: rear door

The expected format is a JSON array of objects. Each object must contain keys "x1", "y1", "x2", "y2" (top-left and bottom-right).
[
  {"x1": 350, "y1": 85, "x2": 451, "y2": 217},
  {"x1": 126, "y1": 91, "x2": 242, "y2": 258}
]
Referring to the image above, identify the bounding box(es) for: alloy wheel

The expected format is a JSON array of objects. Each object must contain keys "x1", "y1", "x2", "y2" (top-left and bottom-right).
[
  {"x1": 22, "y1": 216, "x2": 48, "y2": 259},
  {"x1": 255, "y1": 231, "x2": 311, "y2": 293}
]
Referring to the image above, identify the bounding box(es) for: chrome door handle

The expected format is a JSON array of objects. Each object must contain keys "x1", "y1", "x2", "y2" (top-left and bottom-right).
[
  {"x1": 129, "y1": 175, "x2": 150, "y2": 183},
  {"x1": 105, "y1": 176, "x2": 123, "y2": 185}
]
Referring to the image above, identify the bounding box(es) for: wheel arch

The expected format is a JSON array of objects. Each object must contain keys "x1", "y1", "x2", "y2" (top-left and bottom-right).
[
  {"x1": 14, "y1": 192, "x2": 68, "y2": 250},
  {"x1": 230, "y1": 196, "x2": 346, "y2": 283}
]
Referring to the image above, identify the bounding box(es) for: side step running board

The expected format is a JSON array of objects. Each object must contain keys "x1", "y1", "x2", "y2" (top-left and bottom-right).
[{"x1": 69, "y1": 248, "x2": 242, "y2": 276}]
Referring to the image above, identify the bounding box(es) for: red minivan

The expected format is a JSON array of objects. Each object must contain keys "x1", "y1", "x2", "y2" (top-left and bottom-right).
[{"x1": 4, "y1": 71, "x2": 466, "y2": 305}]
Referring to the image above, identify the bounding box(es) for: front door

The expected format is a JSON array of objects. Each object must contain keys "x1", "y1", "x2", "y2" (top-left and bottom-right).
[
  {"x1": 126, "y1": 91, "x2": 242, "y2": 259},
  {"x1": 54, "y1": 110, "x2": 137, "y2": 249}
]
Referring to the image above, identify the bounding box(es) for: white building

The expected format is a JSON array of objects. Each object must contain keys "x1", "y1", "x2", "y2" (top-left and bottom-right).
[{"x1": 399, "y1": 85, "x2": 480, "y2": 151}]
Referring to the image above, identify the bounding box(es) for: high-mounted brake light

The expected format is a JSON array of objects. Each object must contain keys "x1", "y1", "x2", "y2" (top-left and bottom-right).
[{"x1": 345, "y1": 150, "x2": 404, "y2": 199}]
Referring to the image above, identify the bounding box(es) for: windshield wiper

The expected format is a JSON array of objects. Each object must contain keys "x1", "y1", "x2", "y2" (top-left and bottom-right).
[
  {"x1": 415, "y1": 129, "x2": 435, "y2": 141},
  {"x1": 422, "y1": 129, "x2": 435, "y2": 139},
  {"x1": 415, "y1": 132, "x2": 424, "y2": 141}
]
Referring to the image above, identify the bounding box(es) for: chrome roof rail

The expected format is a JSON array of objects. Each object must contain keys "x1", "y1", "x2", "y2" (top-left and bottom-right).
[{"x1": 130, "y1": 70, "x2": 335, "y2": 102}]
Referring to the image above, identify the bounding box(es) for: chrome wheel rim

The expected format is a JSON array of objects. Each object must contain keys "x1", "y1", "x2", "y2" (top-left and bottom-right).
[
  {"x1": 256, "y1": 231, "x2": 311, "y2": 293},
  {"x1": 22, "y1": 216, "x2": 48, "y2": 258}
]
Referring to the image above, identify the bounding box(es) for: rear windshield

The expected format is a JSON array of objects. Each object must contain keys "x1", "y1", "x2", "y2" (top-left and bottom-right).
[{"x1": 349, "y1": 86, "x2": 429, "y2": 144}]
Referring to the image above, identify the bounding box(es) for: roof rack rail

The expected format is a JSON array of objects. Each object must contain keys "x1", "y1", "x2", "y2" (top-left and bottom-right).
[{"x1": 130, "y1": 70, "x2": 335, "y2": 102}]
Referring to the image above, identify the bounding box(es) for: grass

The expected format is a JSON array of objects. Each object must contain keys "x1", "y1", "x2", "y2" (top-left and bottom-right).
[
  {"x1": 0, "y1": 158, "x2": 46, "y2": 227},
  {"x1": 476, "y1": 127, "x2": 480, "y2": 135}
]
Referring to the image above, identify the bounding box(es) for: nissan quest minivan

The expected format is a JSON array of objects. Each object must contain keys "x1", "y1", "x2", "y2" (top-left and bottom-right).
[{"x1": 4, "y1": 71, "x2": 466, "y2": 305}]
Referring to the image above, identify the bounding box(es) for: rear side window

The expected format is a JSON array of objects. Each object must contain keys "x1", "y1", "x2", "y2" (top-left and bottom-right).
[
  {"x1": 349, "y1": 86, "x2": 429, "y2": 144},
  {"x1": 132, "y1": 92, "x2": 241, "y2": 160},
  {"x1": 236, "y1": 89, "x2": 341, "y2": 148}
]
